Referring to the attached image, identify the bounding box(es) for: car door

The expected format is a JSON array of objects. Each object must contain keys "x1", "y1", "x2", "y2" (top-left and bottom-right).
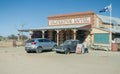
[
  {"x1": 71, "y1": 41, "x2": 77, "y2": 52},
  {"x1": 38, "y1": 39, "x2": 45, "y2": 49},
  {"x1": 43, "y1": 39, "x2": 52, "y2": 49}
]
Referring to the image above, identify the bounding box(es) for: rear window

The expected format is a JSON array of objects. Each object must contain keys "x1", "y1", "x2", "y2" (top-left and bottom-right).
[
  {"x1": 26, "y1": 39, "x2": 35, "y2": 43},
  {"x1": 38, "y1": 39, "x2": 43, "y2": 42},
  {"x1": 43, "y1": 39, "x2": 50, "y2": 42}
]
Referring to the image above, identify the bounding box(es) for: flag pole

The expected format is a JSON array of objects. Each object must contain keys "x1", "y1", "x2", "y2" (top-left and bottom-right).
[{"x1": 109, "y1": 4, "x2": 112, "y2": 51}]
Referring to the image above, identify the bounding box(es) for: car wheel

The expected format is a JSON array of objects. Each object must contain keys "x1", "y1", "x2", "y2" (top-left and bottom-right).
[
  {"x1": 52, "y1": 45, "x2": 57, "y2": 50},
  {"x1": 65, "y1": 49, "x2": 70, "y2": 54},
  {"x1": 56, "y1": 51, "x2": 59, "y2": 53},
  {"x1": 26, "y1": 51, "x2": 30, "y2": 53},
  {"x1": 36, "y1": 47, "x2": 42, "y2": 53}
]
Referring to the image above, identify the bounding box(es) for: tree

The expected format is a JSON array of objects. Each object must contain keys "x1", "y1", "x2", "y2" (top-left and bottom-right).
[
  {"x1": 7, "y1": 34, "x2": 17, "y2": 40},
  {"x1": 0, "y1": 36, "x2": 3, "y2": 41},
  {"x1": 7, "y1": 34, "x2": 28, "y2": 41},
  {"x1": 20, "y1": 35, "x2": 28, "y2": 40}
]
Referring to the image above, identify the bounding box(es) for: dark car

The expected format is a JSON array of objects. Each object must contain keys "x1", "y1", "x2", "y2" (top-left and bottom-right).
[{"x1": 53, "y1": 40, "x2": 80, "y2": 54}]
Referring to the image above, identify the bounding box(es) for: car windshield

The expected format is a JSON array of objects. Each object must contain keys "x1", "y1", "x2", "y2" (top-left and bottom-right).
[{"x1": 62, "y1": 40, "x2": 71, "y2": 45}]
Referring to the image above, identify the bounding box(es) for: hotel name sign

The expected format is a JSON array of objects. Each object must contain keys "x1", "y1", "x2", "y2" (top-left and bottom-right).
[{"x1": 49, "y1": 17, "x2": 91, "y2": 25}]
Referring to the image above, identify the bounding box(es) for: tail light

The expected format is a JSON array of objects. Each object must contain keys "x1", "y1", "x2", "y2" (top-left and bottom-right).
[{"x1": 31, "y1": 42, "x2": 36, "y2": 45}]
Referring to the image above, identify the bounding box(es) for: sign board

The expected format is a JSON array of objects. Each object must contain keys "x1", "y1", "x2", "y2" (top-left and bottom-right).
[
  {"x1": 76, "y1": 44, "x2": 82, "y2": 54},
  {"x1": 49, "y1": 17, "x2": 91, "y2": 25}
]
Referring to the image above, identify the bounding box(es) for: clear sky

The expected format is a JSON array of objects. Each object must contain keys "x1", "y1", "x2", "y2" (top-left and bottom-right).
[{"x1": 0, "y1": 0, "x2": 120, "y2": 36}]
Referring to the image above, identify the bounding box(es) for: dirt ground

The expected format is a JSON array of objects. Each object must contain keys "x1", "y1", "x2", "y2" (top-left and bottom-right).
[{"x1": 0, "y1": 47, "x2": 120, "y2": 74}]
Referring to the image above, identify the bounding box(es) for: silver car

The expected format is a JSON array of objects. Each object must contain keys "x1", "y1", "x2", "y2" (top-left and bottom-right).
[{"x1": 25, "y1": 38, "x2": 57, "y2": 53}]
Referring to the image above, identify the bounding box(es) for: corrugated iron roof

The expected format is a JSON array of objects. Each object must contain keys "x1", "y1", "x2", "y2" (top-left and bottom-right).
[
  {"x1": 18, "y1": 24, "x2": 90, "y2": 32},
  {"x1": 95, "y1": 27, "x2": 120, "y2": 33},
  {"x1": 97, "y1": 15, "x2": 120, "y2": 25}
]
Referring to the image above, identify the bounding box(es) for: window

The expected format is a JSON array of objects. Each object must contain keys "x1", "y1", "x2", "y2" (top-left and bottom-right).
[{"x1": 94, "y1": 33, "x2": 109, "y2": 44}]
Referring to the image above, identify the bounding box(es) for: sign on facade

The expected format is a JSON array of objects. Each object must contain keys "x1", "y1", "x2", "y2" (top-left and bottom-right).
[{"x1": 49, "y1": 17, "x2": 91, "y2": 25}]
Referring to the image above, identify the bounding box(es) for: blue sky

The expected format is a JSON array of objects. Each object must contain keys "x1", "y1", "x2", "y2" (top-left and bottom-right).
[{"x1": 0, "y1": 0, "x2": 120, "y2": 36}]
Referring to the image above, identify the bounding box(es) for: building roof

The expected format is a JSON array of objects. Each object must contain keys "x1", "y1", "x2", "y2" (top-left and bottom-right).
[
  {"x1": 18, "y1": 24, "x2": 91, "y2": 32},
  {"x1": 97, "y1": 15, "x2": 120, "y2": 25},
  {"x1": 95, "y1": 27, "x2": 120, "y2": 33},
  {"x1": 111, "y1": 29, "x2": 120, "y2": 33}
]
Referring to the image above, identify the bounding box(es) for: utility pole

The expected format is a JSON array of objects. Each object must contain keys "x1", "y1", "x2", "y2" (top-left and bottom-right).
[{"x1": 109, "y1": 4, "x2": 112, "y2": 51}]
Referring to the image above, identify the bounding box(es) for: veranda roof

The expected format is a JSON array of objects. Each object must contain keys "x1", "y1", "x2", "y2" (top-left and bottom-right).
[{"x1": 18, "y1": 25, "x2": 91, "y2": 32}]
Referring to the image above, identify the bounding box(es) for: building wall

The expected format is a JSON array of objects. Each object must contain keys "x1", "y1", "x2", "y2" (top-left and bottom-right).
[
  {"x1": 92, "y1": 28, "x2": 109, "y2": 33},
  {"x1": 91, "y1": 28, "x2": 109, "y2": 46},
  {"x1": 94, "y1": 15, "x2": 102, "y2": 28},
  {"x1": 102, "y1": 23, "x2": 110, "y2": 28},
  {"x1": 102, "y1": 23, "x2": 120, "y2": 29}
]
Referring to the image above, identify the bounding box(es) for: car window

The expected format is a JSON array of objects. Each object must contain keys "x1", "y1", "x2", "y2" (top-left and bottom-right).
[
  {"x1": 26, "y1": 39, "x2": 34, "y2": 43},
  {"x1": 38, "y1": 39, "x2": 43, "y2": 42},
  {"x1": 63, "y1": 41, "x2": 71, "y2": 45},
  {"x1": 72, "y1": 41, "x2": 77, "y2": 45},
  {"x1": 43, "y1": 39, "x2": 50, "y2": 42}
]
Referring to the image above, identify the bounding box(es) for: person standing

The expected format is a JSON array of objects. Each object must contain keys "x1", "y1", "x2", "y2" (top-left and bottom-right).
[
  {"x1": 87, "y1": 37, "x2": 91, "y2": 50},
  {"x1": 83, "y1": 40, "x2": 89, "y2": 53}
]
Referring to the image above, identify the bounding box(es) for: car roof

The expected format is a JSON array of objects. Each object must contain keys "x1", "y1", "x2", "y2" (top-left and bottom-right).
[
  {"x1": 66, "y1": 39, "x2": 79, "y2": 41},
  {"x1": 28, "y1": 38, "x2": 49, "y2": 41}
]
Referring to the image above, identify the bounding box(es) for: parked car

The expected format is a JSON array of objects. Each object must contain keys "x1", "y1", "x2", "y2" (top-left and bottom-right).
[
  {"x1": 53, "y1": 40, "x2": 80, "y2": 54},
  {"x1": 25, "y1": 38, "x2": 57, "y2": 53}
]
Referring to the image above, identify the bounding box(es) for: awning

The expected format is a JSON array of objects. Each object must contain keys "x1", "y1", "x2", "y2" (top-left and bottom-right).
[{"x1": 18, "y1": 24, "x2": 91, "y2": 32}]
